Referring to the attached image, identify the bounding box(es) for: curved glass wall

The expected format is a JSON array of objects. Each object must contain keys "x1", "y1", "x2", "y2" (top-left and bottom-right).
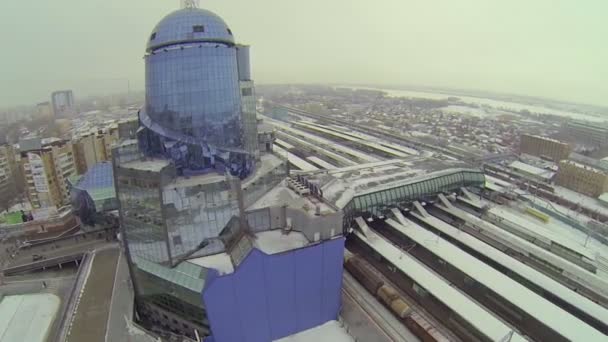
[
  {"x1": 342, "y1": 170, "x2": 485, "y2": 230},
  {"x1": 145, "y1": 44, "x2": 241, "y2": 146}
]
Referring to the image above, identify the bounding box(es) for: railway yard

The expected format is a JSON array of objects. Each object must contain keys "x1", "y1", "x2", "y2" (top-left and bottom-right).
[{"x1": 263, "y1": 106, "x2": 608, "y2": 341}]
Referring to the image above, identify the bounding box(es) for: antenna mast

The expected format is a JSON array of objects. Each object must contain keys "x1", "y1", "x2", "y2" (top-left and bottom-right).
[{"x1": 181, "y1": 0, "x2": 199, "y2": 9}]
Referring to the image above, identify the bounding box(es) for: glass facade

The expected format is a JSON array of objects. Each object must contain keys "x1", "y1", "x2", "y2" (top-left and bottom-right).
[
  {"x1": 117, "y1": 169, "x2": 169, "y2": 263},
  {"x1": 342, "y1": 170, "x2": 485, "y2": 230},
  {"x1": 113, "y1": 7, "x2": 273, "y2": 337},
  {"x1": 139, "y1": 8, "x2": 254, "y2": 179}
]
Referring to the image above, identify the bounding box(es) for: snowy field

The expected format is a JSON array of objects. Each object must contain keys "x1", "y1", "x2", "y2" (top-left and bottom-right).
[{"x1": 342, "y1": 86, "x2": 607, "y2": 122}]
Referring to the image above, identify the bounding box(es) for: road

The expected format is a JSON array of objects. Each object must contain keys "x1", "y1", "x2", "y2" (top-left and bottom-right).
[
  {"x1": 105, "y1": 248, "x2": 160, "y2": 342},
  {"x1": 66, "y1": 247, "x2": 120, "y2": 342},
  {"x1": 8, "y1": 240, "x2": 114, "y2": 267}
]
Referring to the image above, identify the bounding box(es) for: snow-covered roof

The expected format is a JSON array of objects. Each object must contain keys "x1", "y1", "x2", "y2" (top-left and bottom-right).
[
  {"x1": 313, "y1": 157, "x2": 474, "y2": 208},
  {"x1": 387, "y1": 216, "x2": 606, "y2": 341},
  {"x1": 253, "y1": 230, "x2": 309, "y2": 255},
  {"x1": 188, "y1": 252, "x2": 235, "y2": 275},
  {"x1": 509, "y1": 160, "x2": 554, "y2": 179},
  {"x1": 408, "y1": 211, "x2": 608, "y2": 329},
  {"x1": 440, "y1": 204, "x2": 608, "y2": 298},
  {"x1": 354, "y1": 228, "x2": 526, "y2": 342}
]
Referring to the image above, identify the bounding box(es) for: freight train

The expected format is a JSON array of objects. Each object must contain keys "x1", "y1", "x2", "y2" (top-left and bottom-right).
[{"x1": 344, "y1": 253, "x2": 450, "y2": 342}]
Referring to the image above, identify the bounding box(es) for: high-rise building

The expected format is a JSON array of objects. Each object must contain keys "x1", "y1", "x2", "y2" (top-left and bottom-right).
[
  {"x1": 113, "y1": 6, "x2": 344, "y2": 341},
  {"x1": 35, "y1": 101, "x2": 53, "y2": 119},
  {"x1": 73, "y1": 128, "x2": 120, "y2": 175},
  {"x1": 51, "y1": 90, "x2": 75, "y2": 117},
  {"x1": 556, "y1": 160, "x2": 608, "y2": 197},
  {"x1": 73, "y1": 134, "x2": 103, "y2": 175},
  {"x1": 519, "y1": 134, "x2": 571, "y2": 162},
  {"x1": 21, "y1": 139, "x2": 77, "y2": 209}
]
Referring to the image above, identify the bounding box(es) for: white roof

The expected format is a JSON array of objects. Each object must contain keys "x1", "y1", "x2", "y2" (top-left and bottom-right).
[
  {"x1": 306, "y1": 156, "x2": 337, "y2": 170},
  {"x1": 296, "y1": 121, "x2": 411, "y2": 158},
  {"x1": 188, "y1": 252, "x2": 234, "y2": 275},
  {"x1": 385, "y1": 217, "x2": 606, "y2": 341},
  {"x1": 489, "y1": 207, "x2": 598, "y2": 260},
  {"x1": 273, "y1": 144, "x2": 318, "y2": 172},
  {"x1": 407, "y1": 211, "x2": 608, "y2": 327},
  {"x1": 274, "y1": 138, "x2": 295, "y2": 150},
  {"x1": 323, "y1": 122, "x2": 419, "y2": 156},
  {"x1": 440, "y1": 204, "x2": 608, "y2": 299},
  {"x1": 353, "y1": 228, "x2": 526, "y2": 342},
  {"x1": 275, "y1": 131, "x2": 357, "y2": 166},
  {"x1": 266, "y1": 117, "x2": 379, "y2": 163},
  {"x1": 0, "y1": 294, "x2": 60, "y2": 342},
  {"x1": 253, "y1": 230, "x2": 309, "y2": 254},
  {"x1": 509, "y1": 161, "x2": 554, "y2": 179},
  {"x1": 275, "y1": 320, "x2": 353, "y2": 342}
]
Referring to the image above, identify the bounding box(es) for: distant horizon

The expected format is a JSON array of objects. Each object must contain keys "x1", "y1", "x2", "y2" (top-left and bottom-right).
[
  {"x1": 2, "y1": 82, "x2": 608, "y2": 114},
  {"x1": 1, "y1": 0, "x2": 607, "y2": 111}
]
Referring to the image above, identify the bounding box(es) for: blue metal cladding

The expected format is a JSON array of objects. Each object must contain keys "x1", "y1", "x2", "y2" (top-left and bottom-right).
[{"x1": 202, "y1": 237, "x2": 345, "y2": 342}]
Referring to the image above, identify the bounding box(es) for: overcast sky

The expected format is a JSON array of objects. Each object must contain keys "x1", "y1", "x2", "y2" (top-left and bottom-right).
[{"x1": 1, "y1": 0, "x2": 606, "y2": 108}]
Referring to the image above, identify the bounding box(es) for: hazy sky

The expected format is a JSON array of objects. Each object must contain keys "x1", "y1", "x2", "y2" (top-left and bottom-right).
[{"x1": 1, "y1": 0, "x2": 607, "y2": 108}]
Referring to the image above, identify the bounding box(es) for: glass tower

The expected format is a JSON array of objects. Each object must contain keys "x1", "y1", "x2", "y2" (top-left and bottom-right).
[
  {"x1": 113, "y1": 6, "x2": 276, "y2": 339},
  {"x1": 138, "y1": 8, "x2": 257, "y2": 179}
]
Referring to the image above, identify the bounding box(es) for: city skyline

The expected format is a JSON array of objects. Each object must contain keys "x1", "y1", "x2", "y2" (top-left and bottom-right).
[{"x1": 1, "y1": 0, "x2": 607, "y2": 108}]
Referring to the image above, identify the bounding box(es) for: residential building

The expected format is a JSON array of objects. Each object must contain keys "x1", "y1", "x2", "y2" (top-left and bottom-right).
[
  {"x1": 21, "y1": 139, "x2": 77, "y2": 209},
  {"x1": 520, "y1": 134, "x2": 571, "y2": 162},
  {"x1": 117, "y1": 118, "x2": 139, "y2": 140},
  {"x1": 556, "y1": 160, "x2": 608, "y2": 197},
  {"x1": 73, "y1": 129, "x2": 117, "y2": 175},
  {"x1": 36, "y1": 101, "x2": 53, "y2": 119},
  {"x1": 0, "y1": 144, "x2": 19, "y2": 207},
  {"x1": 51, "y1": 90, "x2": 75, "y2": 117}
]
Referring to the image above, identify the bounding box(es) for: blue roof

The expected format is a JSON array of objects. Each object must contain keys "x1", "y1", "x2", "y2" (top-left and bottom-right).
[
  {"x1": 147, "y1": 8, "x2": 234, "y2": 52},
  {"x1": 76, "y1": 162, "x2": 114, "y2": 190}
]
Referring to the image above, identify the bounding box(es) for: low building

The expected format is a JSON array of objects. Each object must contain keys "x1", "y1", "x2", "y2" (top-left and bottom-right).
[
  {"x1": 519, "y1": 134, "x2": 571, "y2": 162},
  {"x1": 508, "y1": 160, "x2": 555, "y2": 183},
  {"x1": 20, "y1": 139, "x2": 77, "y2": 209},
  {"x1": 556, "y1": 160, "x2": 608, "y2": 197},
  {"x1": 564, "y1": 120, "x2": 608, "y2": 148},
  {"x1": 70, "y1": 162, "x2": 117, "y2": 224}
]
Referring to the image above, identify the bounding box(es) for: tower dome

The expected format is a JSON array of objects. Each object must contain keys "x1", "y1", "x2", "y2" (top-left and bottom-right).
[{"x1": 147, "y1": 8, "x2": 235, "y2": 52}]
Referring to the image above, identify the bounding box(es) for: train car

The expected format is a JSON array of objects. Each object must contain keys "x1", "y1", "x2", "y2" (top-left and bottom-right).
[
  {"x1": 405, "y1": 312, "x2": 450, "y2": 342},
  {"x1": 345, "y1": 256, "x2": 384, "y2": 294},
  {"x1": 345, "y1": 254, "x2": 450, "y2": 342}
]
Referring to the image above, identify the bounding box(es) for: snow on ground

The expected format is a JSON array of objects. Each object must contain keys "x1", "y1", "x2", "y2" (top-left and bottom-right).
[
  {"x1": 341, "y1": 86, "x2": 607, "y2": 122},
  {"x1": 553, "y1": 186, "x2": 608, "y2": 217},
  {"x1": 275, "y1": 321, "x2": 354, "y2": 342},
  {"x1": 440, "y1": 105, "x2": 492, "y2": 118}
]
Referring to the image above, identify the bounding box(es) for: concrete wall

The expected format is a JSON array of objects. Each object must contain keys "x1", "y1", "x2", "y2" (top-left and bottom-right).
[
  {"x1": 202, "y1": 237, "x2": 345, "y2": 342},
  {"x1": 246, "y1": 206, "x2": 343, "y2": 242}
]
